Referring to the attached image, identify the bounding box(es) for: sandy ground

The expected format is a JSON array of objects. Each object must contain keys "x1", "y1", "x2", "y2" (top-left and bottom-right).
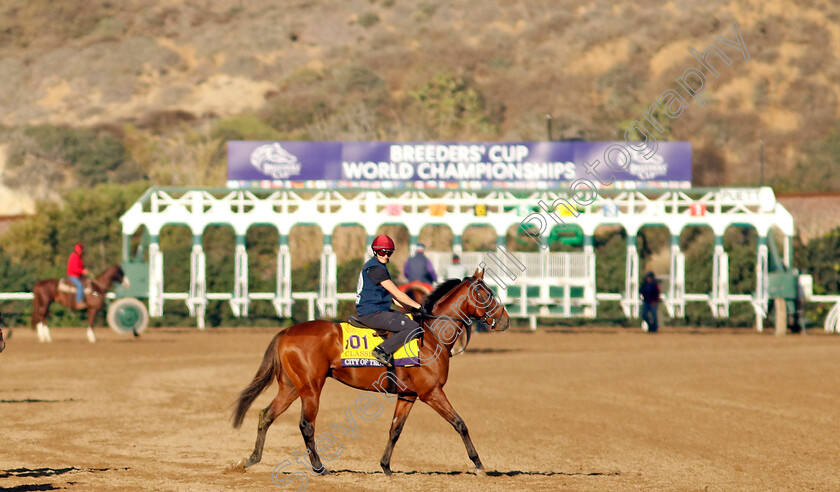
[{"x1": 1, "y1": 324, "x2": 839, "y2": 491}]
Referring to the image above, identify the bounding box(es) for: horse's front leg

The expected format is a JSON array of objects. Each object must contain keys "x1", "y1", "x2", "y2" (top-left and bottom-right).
[
  {"x1": 421, "y1": 387, "x2": 484, "y2": 475},
  {"x1": 86, "y1": 307, "x2": 96, "y2": 343},
  {"x1": 380, "y1": 395, "x2": 416, "y2": 475}
]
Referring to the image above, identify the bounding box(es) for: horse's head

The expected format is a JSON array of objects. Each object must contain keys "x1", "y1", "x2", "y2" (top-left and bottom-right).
[
  {"x1": 105, "y1": 264, "x2": 129, "y2": 289},
  {"x1": 428, "y1": 268, "x2": 510, "y2": 332},
  {"x1": 461, "y1": 268, "x2": 510, "y2": 332}
]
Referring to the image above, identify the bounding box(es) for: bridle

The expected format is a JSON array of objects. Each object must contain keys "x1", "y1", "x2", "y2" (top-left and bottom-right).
[
  {"x1": 90, "y1": 268, "x2": 124, "y2": 293},
  {"x1": 416, "y1": 278, "x2": 503, "y2": 355},
  {"x1": 467, "y1": 278, "x2": 502, "y2": 330},
  {"x1": 420, "y1": 279, "x2": 502, "y2": 328}
]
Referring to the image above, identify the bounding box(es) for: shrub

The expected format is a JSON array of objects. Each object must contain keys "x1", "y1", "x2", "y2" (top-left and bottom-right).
[
  {"x1": 408, "y1": 73, "x2": 501, "y2": 138},
  {"x1": 357, "y1": 12, "x2": 380, "y2": 28},
  {"x1": 211, "y1": 115, "x2": 284, "y2": 142},
  {"x1": 5, "y1": 125, "x2": 131, "y2": 189}
]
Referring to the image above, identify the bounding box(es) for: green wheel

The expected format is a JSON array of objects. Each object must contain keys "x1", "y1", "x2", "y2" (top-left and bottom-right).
[{"x1": 107, "y1": 298, "x2": 149, "y2": 335}]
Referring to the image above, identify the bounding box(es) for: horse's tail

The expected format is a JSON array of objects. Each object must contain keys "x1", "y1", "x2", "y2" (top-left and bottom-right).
[{"x1": 231, "y1": 331, "x2": 284, "y2": 429}]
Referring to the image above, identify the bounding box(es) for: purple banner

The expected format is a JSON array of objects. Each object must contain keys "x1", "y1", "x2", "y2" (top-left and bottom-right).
[{"x1": 227, "y1": 141, "x2": 691, "y2": 190}]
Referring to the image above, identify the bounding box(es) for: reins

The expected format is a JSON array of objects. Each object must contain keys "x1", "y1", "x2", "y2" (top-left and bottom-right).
[
  {"x1": 90, "y1": 266, "x2": 121, "y2": 292},
  {"x1": 415, "y1": 313, "x2": 472, "y2": 357},
  {"x1": 418, "y1": 314, "x2": 472, "y2": 326},
  {"x1": 415, "y1": 276, "x2": 505, "y2": 356}
]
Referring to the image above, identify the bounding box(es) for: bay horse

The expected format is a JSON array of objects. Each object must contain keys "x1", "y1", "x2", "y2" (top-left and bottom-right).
[
  {"x1": 231, "y1": 268, "x2": 510, "y2": 476},
  {"x1": 400, "y1": 280, "x2": 433, "y2": 305},
  {"x1": 31, "y1": 264, "x2": 128, "y2": 344}
]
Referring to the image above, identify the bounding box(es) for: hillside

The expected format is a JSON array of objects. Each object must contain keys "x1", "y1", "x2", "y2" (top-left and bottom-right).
[{"x1": 0, "y1": 0, "x2": 839, "y2": 213}]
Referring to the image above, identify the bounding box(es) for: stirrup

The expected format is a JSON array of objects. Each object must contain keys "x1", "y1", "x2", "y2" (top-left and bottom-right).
[{"x1": 371, "y1": 347, "x2": 394, "y2": 367}]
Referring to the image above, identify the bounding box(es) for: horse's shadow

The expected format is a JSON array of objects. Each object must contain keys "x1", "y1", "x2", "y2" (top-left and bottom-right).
[
  {"x1": 0, "y1": 467, "x2": 78, "y2": 478},
  {"x1": 0, "y1": 484, "x2": 63, "y2": 491},
  {"x1": 0, "y1": 467, "x2": 76, "y2": 492},
  {"x1": 291, "y1": 468, "x2": 619, "y2": 477},
  {"x1": 464, "y1": 347, "x2": 521, "y2": 354}
]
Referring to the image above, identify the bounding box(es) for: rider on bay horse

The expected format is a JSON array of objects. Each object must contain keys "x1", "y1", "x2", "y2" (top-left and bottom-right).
[
  {"x1": 356, "y1": 234, "x2": 427, "y2": 367},
  {"x1": 67, "y1": 243, "x2": 90, "y2": 310}
]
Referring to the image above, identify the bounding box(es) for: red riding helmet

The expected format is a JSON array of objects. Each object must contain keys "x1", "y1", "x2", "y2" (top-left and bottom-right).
[
  {"x1": 371, "y1": 234, "x2": 395, "y2": 253},
  {"x1": 74, "y1": 243, "x2": 84, "y2": 254}
]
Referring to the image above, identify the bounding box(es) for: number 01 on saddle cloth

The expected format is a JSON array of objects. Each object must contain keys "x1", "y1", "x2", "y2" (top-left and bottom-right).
[{"x1": 339, "y1": 321, "x2": 420, "y2": 368}]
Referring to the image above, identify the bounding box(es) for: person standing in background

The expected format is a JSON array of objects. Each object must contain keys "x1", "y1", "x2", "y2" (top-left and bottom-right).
[
  {"x1": 640, "y1": 271, "x2": 661, "y2": 333},
  {"x1": 445, "y1": 254, "x2": 467, "y2": 280},
  {"x1": 404, "y1": 242, "x2": 437, "y2": 285}
]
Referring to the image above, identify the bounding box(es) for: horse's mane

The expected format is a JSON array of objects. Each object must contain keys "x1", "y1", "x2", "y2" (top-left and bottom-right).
[
  {"x1": 96, "y1": 264, "x2": 123, "y2": 277},
  {"x1": 423, "y1": 278, "x2": 466, "y2": 311}
]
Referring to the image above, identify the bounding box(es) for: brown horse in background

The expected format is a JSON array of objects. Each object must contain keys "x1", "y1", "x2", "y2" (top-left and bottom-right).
[
  {"x1": 31, "y1": 264, "x2": 127, "y2": 344},
  {"x1": 400, "y1": 280, "x2": 433, "y2": 305},
  {"x1": 231, "y1": 268, "x2": 510, "y2": 476}
]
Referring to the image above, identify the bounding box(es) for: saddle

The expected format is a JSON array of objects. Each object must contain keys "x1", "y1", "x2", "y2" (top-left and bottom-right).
[
  {"x1": 58, "y1": 278, "x2": 91, "y2": 294},
  {"x1": 347, "y1": 315, "x2": 391, "y2": 339}
]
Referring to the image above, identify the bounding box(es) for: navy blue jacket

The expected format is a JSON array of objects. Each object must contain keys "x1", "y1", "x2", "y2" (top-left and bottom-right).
[{"x1": 356, "y1": 256, "x2": 393, "y2": 315}]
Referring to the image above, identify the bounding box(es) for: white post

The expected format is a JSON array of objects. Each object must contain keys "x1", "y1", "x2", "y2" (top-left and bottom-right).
[
  {"x1": 188, "y1": 236, "x2": 207, "y2": 330},
  {"x1": 148, "y1": 239, "x2": 164, "y2": 317},
  {"x1": 272, "y1": 242, "x2": 293, "y2": 317},
  {"x1": 327, "y1": 245, "x2": 337, "y2": 317},
  {"x1": 563, "y1": 254, "x2": 572, "y2": 317},
  {"x1": 754, "y1": 238, "x2": 769, "y2": 332},
  {"x1": 711, "y1": 240, "x2": 730, "y2": 318},
  {"x1": 668, "y1": 236, "x2": 685, "y2": 318},
  {"x1": 317, "y1": 243, "x2": 337, "y2": 318},
  {"x1": 623, "y1": 239, "x2": 640, "y2": 319},
  {"x1": 783, "y1": 235, "x2": 792, "y2": 269},
  {"x1": 231, "y1": 238, "x2": 249, "y2": 317},
  {"x1": 584, "y1": 237, "x2": 596, "y2": 317}
]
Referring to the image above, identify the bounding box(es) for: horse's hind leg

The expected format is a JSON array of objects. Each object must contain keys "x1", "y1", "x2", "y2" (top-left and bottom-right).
[
  {"x1": 421, "y1": 387, "x2": 484, "y2": 475},
  {"x1": 297, "y1": 382, "x2": 328, "y2": 474},
  {"x1": 240, "y1": 382, "x2": 299, "y2": 468},
  {"x1": 35, "y1": 300, "x2": 52, "y2": 343},
  {"x1": 86, "y1": 309, "x2": 96, "y2": 343},
  {"x1": 380, "y1": 395, "x2": 417, "y2": 475}
]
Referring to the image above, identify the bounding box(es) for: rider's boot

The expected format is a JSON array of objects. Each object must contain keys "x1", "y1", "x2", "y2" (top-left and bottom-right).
[{"x1": 371, "y1": 346, "x2": 394, "y2": 367}]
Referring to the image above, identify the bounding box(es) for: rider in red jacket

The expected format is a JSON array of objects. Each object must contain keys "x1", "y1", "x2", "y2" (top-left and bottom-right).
[{"x1": 67, "y1": 243, "x2": 90, "y2": 309}]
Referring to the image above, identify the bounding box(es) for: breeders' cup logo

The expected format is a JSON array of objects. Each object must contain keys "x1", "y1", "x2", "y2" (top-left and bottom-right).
[
  {"x1": 627, "y1": 148, "x2": 667, "y2": 180},
  {"x1": 250, "y1": 143, "x2": 302, "y2": 179}
]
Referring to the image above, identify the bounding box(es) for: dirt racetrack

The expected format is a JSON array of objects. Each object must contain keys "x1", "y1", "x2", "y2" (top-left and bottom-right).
[{"x1": 1, "y1": 324, "x2": 839, "y2": 491}]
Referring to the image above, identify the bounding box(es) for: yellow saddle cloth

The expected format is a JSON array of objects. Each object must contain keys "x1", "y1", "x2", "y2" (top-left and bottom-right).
[{"x1": 339, "y1": 321, "x2": 420, "y2": 368}]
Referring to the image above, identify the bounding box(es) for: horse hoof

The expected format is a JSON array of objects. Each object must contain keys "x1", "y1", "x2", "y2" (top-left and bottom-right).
[
  {"x1": 224, "y1": 459, "x2": 248, "y2": 473},
  {"x1": 475, "y1": 467, "x2": 486, "y2": 477},
  {"x1": 315, "y1": 467, "x2": 331, "y2": 476}
]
